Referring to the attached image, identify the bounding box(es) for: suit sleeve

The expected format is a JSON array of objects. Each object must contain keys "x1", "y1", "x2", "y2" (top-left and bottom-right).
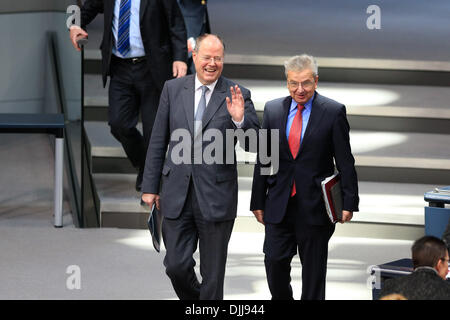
[
  {"x1": 80, "y1": 0, "x2": 104, "y2": 29},
  {"x1": 239, "y1": 87, "x2": 261, "y2": 152},
  {"x1": 141, "y1": 82, "x2": 171, "y2": 194},
  {"x1": 332, "y1": 105, "x2": 359, "y2": 212},
  {"x1": 161, "y1": 0, "x2": 188, "y2": 63},
  {"x1": 250, "y1": 103, "x2": 271, "y2": 211}
]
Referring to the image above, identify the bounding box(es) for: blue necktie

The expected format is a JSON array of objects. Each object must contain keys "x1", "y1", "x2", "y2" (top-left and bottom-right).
[{"x1": 117, "y1": 0, "x2": 131, "y2": 56}]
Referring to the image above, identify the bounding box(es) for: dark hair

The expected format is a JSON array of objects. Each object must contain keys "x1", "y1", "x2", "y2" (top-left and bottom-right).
[
  {"x1": 411, "y1": 236, "x2": 447, "y2": 269},
  {"x1": 194, "y1": 34, "x2": 225, "y2": 53}
]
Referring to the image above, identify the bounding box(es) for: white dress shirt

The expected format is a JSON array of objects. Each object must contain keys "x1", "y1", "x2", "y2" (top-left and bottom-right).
[
  {"x1": 111, "y1": 0, "x2": 146, "y2": 58},
  {"x1": 194, "y1": 76, "x2": 244, "y2": 128}
]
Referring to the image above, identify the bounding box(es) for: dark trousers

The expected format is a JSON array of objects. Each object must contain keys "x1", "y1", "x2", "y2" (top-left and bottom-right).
[
  {"x1": 263, "y1": 195, "x2": 335, "y2": 300},
  {"x1": 162, "y1": 181, "x2": 235, "y2": 300},
  {"x1": 108, "y1": 55, "x2": 161, "y2": 170}
]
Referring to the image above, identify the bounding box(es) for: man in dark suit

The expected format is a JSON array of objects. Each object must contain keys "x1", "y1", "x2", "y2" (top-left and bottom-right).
[
  {"x1": 380, "y1": 236, "x2": 450, "y2": 300},
  {"x1": 250, "y1": 54, "x2": 359, "y2": 300},
  {"x1": 177, "y1": 0, "x2": 211, "y2": 74},
  {"x1": 141, "y1": 34, "x2": 259, "y2": 300},
  {"x1": 69, "y1": 0, "x2": 188, "y2": 191}
]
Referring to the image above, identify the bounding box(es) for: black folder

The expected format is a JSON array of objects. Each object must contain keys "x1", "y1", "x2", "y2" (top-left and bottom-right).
[{"x1": 146, "y1": 203, "x2": 163, "y2": 252}]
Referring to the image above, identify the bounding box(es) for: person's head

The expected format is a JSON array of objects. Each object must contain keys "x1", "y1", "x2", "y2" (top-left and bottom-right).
[
  {"x1": 379, "y1": 293, "x2": 407, "y2": 300},
  {"x1": 412, "y1": 236, "x2": 449, "y2": 279},
  {"x1": 193, "y1": 34, "x2": 225, "y2": 85},
  {"x1": 284, "y1": 54, "x2": 319, "y2": 105}
]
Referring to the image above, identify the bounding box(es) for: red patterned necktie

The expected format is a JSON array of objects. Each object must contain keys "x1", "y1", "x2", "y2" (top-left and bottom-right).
[{"x1": 288, "y1": 104, "x2": 304, "y2": 197}]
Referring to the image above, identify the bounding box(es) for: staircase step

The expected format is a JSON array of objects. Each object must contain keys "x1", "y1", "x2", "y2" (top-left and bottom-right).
[
  {"x1": 83, "y1": 75, "x2": 450, "y2": 134},
  {"x1": 237, "y1": 79, "x2": 450, "y2": 134},
  {"x1": 85, "y1": 121, "x2": 450, "y2": 184},
  {"x1": 94, "y1": 173, "x2": 433, "y2": 237},
  {"x1": 93, "y1": 173, "x2": 145, "y2": 228},
  {"x1": 84, "y1": 48, "x2": 450, "y2": 86}
]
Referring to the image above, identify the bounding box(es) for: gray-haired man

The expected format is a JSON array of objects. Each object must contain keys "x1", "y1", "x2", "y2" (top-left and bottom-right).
[{"x1": 250, "y1": 54, "x2": 359, "y2": 300}]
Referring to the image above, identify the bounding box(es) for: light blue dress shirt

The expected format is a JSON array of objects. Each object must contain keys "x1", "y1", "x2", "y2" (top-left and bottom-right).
[
  {"x1": 112, "y1": 0, "x2": 146, "y2": 58},
  {"x1": 286, "y1": 93, "x2": 315, "y2": 142}
]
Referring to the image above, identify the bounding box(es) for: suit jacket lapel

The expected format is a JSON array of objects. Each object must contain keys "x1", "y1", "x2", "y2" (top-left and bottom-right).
[
  {"x1": 297, "y1": 92, "x2": 326, "y2": 157},
  {"x1": 182, "y1": 76, "x2": 196, "y2": 137},
  {"x1": 105, "y1": 0, "x2": 115, "y2": 26},
  {"x1": 280, "y1": 96, "x2": 293, "y2": 160},
  {"x1": 201, "y1": 76, "x2": 227, "y2": 131},
  {"x1": 139, "y1": 0, "x2": 148, "y2": 23}
]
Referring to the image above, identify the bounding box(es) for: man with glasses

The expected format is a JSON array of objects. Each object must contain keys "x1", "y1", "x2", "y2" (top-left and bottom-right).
[
  {"x1": 141, "y1": 34, "x2": 259, "y2": 299},
  {"x1": 380, "y1": 236, "x2": 450, "y2": 300},
  {"x1": 251, "y1": 54, "x2": 359, "y2": 300}
]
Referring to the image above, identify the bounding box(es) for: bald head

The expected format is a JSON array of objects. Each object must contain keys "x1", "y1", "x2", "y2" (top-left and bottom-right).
[
  {"x1": 192, "y1": 34, "x2": 225, "y2": 85},
  {"x1": 194, "y1": 34, "x2": 225, "y2": 54}
]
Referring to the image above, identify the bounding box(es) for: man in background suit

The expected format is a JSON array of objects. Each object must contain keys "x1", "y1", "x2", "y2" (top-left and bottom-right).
[
  {"x1": 141, "y1": 34, "x2": 259, "y2": 299},
  {"x1": 177, "y1": 0, "x2": 211, "y2": 74},
  {"x1": 251, "y1": 54, "x2": 359, "y2": 300},
  {"x1": 380, "y1": 236, "x2": 450, "y2": 300},
  {"x1": 69, "y1": 0, "x2": 188, "y2": 191}
]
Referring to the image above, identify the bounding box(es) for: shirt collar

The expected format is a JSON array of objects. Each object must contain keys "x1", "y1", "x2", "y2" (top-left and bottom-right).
[
  {"x1": 195, "y1": 75, "x2": 218, "y2": 93},
  {"x1": 415, "y1": 266, "x2": 439, "y2": 276},
  {"x1": 290, "y1": 92, "x2": 315, "y2": 112}
]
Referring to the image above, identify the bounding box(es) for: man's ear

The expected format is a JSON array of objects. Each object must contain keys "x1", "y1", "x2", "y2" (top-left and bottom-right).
[
  {"x1": 436, "y1": 259, "x2": 443, "y2": 271},
  {"x1": 435, "y1": 258, "x2": 447, "y2": 274}
]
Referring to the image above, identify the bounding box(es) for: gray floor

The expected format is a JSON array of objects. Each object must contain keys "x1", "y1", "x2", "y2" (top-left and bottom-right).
[
  {"x1": 0, "y1": 217, "x2": 412, "y2": 300},
  {"x1": 0, "y1": 134, "x2": 414, "y2": 300}
]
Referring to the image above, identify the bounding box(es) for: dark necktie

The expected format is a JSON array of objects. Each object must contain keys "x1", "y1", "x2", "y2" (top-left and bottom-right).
[{"x1": 288, "y1": 104, "x2": 304, "y2": 197}]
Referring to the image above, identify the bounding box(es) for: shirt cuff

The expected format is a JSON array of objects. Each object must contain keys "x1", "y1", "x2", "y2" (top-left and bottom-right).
[{"x1": 232, "y1": 116, "x2": 244, "y2": 128}]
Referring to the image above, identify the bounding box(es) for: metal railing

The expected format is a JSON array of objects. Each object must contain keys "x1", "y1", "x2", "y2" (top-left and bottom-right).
[{"x1": 48, "y1": 31, "x2": 99, "y2": 228}]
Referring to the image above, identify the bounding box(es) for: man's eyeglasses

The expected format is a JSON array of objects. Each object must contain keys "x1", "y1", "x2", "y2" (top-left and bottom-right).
[
  {"x1": 287, "y1": 80, "x2": 315, "y2": 90},
  {"x1": 199, "y1": 56, "x2": 223, "y2": 63}
]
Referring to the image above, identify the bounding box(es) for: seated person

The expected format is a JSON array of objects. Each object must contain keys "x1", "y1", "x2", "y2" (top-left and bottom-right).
[{"x1": 380, "y1": 236, "x2": 450, "y2": 300}]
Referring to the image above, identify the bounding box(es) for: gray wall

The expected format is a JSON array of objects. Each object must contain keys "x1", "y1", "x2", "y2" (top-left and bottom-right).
[
  {"x1": 0, "y1": 0, "x2": 80, "y2": 115},
  {"x1": 0, "y1": 0, "x2": 75, "y2": 13}
]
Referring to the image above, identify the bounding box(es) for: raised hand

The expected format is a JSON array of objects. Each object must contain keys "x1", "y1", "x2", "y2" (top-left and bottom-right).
[{"x1": 226, "y1": 85, "x2": 245, "y2": 123}]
